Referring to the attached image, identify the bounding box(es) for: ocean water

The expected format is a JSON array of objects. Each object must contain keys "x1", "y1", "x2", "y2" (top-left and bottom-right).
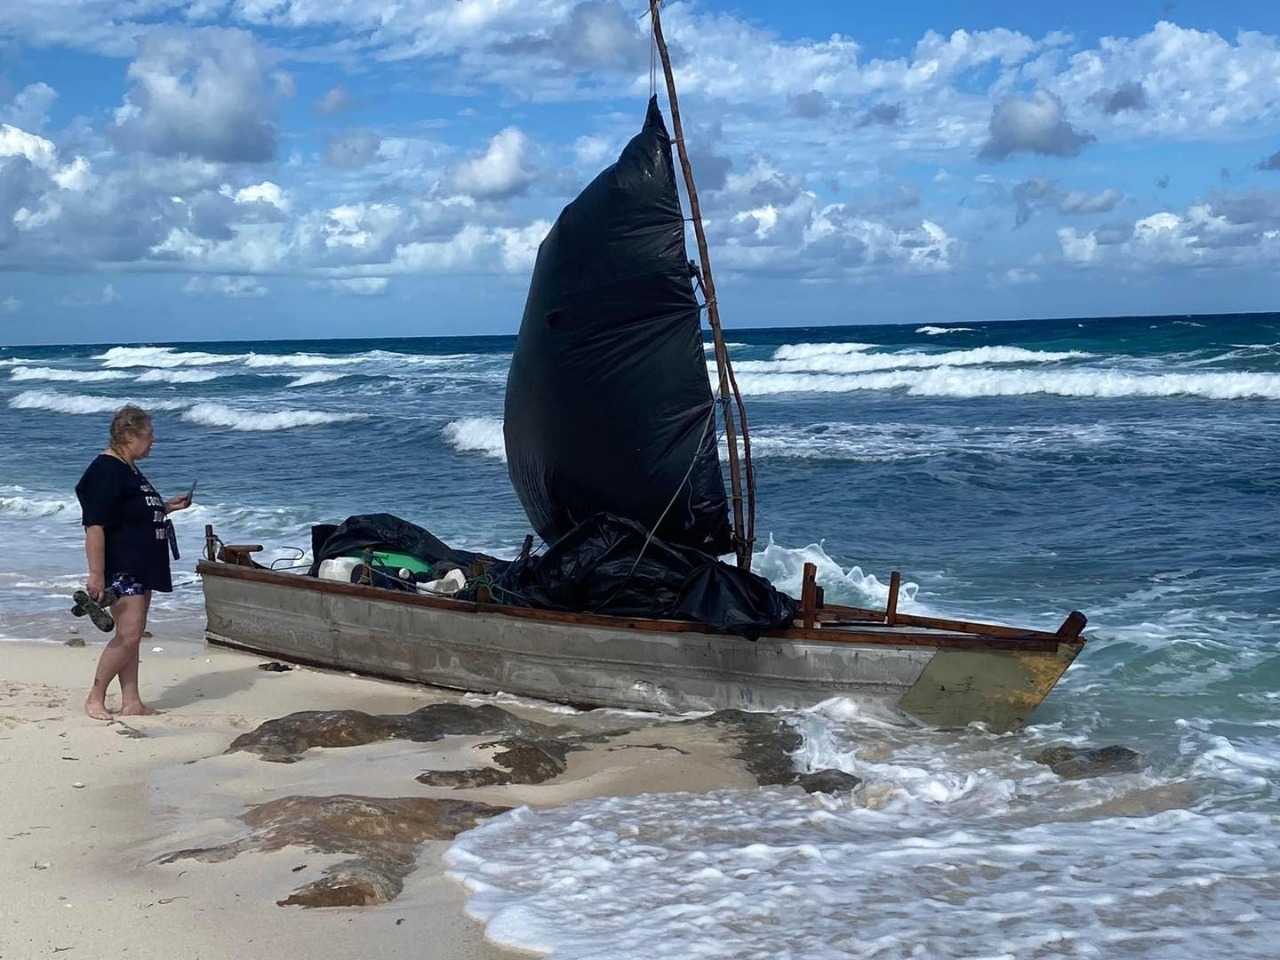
[{"x1": 3, "y1": 312, "x2": 1279, "y2": 957}]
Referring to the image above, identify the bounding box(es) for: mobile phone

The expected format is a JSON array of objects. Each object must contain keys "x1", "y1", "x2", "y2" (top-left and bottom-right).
[{"x1": 187, "y1": 479, "x2": 198, "y2": 499}]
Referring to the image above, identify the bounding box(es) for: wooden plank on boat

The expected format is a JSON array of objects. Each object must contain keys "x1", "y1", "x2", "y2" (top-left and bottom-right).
[
  {"x1": 818, "y1": 601, "x2": 1080, "y2": 643},
  {"x1": 801, "y1": 562, "x2": 817, "y2": 629}
]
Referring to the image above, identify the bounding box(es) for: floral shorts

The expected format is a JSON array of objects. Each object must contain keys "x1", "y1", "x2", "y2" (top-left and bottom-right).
[{"x1": 108, "y1": 572, "x2": 148, "y2": 597}]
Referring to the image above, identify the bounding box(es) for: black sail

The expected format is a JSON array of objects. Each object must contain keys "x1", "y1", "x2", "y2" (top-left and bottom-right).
[{"x1": 504, "y1": 97, "x2": 731, "y2": 555}]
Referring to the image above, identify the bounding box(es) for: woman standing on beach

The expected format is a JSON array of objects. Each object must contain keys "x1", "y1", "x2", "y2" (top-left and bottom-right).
[{"x1": 75, "y1": 405, "x2": 192, "y2": 720}]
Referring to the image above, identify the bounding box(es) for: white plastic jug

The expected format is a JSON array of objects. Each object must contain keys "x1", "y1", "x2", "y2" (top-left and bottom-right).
[
  {"x1": 417, "y1": 567, "x2": 467, "y2": 596},
  {"x1": 318, "y1": 556, "x2": 362, "y2": 582}
]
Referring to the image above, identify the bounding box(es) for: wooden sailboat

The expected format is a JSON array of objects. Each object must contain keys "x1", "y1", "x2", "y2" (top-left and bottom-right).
[{"x1": 197, "y1": 2, "x2": 1087, "y2": 732}]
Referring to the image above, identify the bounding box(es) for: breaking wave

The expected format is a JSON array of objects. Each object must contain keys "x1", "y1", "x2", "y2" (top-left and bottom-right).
[
  {"x1": 242, "y1": 352, "x2": 352, "y2": 369},
  {"x1": 10, "y1": 367, "x2": 130, "y2": 383},
  {"x1": 95, "y1": 346, "x2": 240, "y2": 368},
  {"x1": 742, "y1": 421, "x2": 1118, "y2": 462},
  {"x1": 181, "y1": 403, "x2": 364, "y2": 431},
  {"x1": 442, "y1": 417, "x2": 507, "y2": 461},
  {"x1": 286, "y1": 372, "x2": 346, "y2": 387},
  {"x1": 0, "y1": 494, "x2": 78, "y2": 518},
  {"x1": 733, "y1": 346, "x2": 1087, "y2": 376},
  {"x1": 917, "y1": 325, "x2": 976, "y2": 335},
  {"x1": 733, "y1": 366, "x2": 1280, "y2": 400},
  {"x1": 771, "y1": 342, "x2": 876, "y2": 360},
  {"x1": 135, "y1": 369, "x2": 224, "y2": 384},
  {"x1": 8, "y1": 391, "x2": 190, "y2": 414}
]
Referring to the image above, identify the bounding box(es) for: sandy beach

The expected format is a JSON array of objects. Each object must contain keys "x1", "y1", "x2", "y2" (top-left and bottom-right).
[{"x1": 0, "y1": 614, "x2": 767, "y2": 960}]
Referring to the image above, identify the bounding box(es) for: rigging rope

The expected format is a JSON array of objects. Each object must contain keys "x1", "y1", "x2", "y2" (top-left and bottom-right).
[{"x1": 586, "y1": 400, "x2": 719, "y2": 613}]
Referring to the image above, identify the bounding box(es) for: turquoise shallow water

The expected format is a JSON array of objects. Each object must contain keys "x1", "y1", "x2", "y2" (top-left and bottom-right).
[{"x1": 3, "y1": 312, "x2": 1279, "y2": 956}]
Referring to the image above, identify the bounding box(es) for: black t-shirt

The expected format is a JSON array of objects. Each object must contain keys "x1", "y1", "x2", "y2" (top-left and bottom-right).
[{"x1": 75, "y1": 454, "x2": 173, "y2": 593}]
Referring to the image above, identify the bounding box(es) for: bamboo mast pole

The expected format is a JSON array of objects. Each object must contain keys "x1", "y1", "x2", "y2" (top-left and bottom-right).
[{"x1": 649, "y1": 0, "x2": 756, "y2": 570}]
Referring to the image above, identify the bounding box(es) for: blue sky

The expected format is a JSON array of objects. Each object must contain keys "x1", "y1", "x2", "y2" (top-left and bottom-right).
[{"x1": 2, "y1": 1, "x2": 1280, "y2": 344}]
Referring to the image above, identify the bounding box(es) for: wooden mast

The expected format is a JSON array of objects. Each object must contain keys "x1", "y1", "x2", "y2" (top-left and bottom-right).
[{"x1": 648, "y1": 0, "x2": 756, "y2": 570}]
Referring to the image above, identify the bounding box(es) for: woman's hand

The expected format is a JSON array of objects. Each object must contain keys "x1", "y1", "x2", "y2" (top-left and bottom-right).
[
  {"x1": 86, "y1": 573, "x2": 106, "y2": 602},
  {"x1": 165, "y1": 493, "x2": 193, "y2": 513}
]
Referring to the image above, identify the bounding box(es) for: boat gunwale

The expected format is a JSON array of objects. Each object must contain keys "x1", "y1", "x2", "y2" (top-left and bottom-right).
[{"x1": 197, "y1": 559, "x2": 1083, "y2": 654}]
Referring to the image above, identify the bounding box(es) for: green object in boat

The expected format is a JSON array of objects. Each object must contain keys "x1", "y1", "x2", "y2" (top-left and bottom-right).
[{"x1": 343, "y1": 549, "x2": 435, "y2": 576}]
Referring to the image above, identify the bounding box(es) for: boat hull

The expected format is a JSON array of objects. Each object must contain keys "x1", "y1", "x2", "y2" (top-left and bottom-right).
[{"x1": 199, "y1": 561, "x2": 1082, "y2": 729}]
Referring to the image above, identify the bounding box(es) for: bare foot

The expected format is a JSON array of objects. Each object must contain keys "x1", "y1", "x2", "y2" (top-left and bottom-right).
[
  {"x1": 85, "y1": 699, "x2": 114, "y2": 721},
  {"x1": 119, "y1": 703, "x2": 162, "y2": 716}
]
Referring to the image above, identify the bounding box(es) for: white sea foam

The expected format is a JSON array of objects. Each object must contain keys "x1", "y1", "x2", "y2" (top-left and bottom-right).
[
  {"x1": 742, "y1": 421, "x2": 1116, "y2": 462},
  {"x1": 750, "y1": 538, "x2": 918, "y2": 609},
  {"x1": 95, "y1": 346, "x2": 241, "y2": 368},
  {"x1": 361, "y1": 350, "x2": 498, "y2": 369},
  {"x1": 0, "y1": 494, "x2": 78, "y2": 518},
  {"x1": 286, "y1": 372, "x2": 346, "y2": 387},
  {"x1": 445, "y1": 692, "x2": 1280, "y2": 960},
  {"x1": 10, "y1": 366, "x2": 131, "y2": 383},
  {"x1": 734, "y1": 366, "x2": 1280, "y2": 400},
  {"x1": 917, "y1": 325, "x2": 976, "y2": 335},
  {"x1": 135, "y1": 368, "x2": 223, "y2": 384},
  {"x1": 8, "y1": 390, "x2": 190, "y2": 414},
  {"x1": 772, "y1": 342, "x2": 876, "y2": 360},
  {"x1": 442, "y1": 417, "x2": 507, "y2": 461},
  {"x1": 734, "y1": 346, "x2": 1087, "y2": 377},
  {"x1": 243, "y1": 352, "x2": 352, "y2": 369},
  {"x1": 181, "y1": 402, "x2": 364, "y2": 431},
  {"x1": 447, "y1": 783, "x2": 1279, "y2": 960}
]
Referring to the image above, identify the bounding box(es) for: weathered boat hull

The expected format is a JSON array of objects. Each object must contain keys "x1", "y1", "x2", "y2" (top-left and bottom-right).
[{"x1": 198, "y1": 560, "x2": 1083, "y2": 731}]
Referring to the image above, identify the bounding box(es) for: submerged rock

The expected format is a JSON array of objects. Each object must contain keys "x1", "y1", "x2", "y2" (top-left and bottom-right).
[
  {"x1": 794, "y1": 769, "x2": 862, "y2": 794},
  {"x1": 158, "y1": 794, "x2": 509, "y2": 907},
  {"x1": 1035, "y1": 744, "x2": 1143, "y2": 779}
]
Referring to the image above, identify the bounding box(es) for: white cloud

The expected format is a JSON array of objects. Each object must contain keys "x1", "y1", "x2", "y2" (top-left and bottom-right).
[
  {"x1": 325, "y1": 131, "x2": 381, "y2": 169},
  {"x1": 1054, "y1": 22, "x2": 1280, "y2": 139},
  {"x1": 226, "y1": 180, "x2": 288, "y2": 210},
  {"x1": 183, "y1": 274, "x2": 268, "y2": 297},
  {"x1": 0, "y1": 82, "x2": 57, "y2": 132},
  {"x1": 2, "y1": 6, "x2": 1280, "y2": 306},
  {"x1": 1059, "y1": 187, "x2": 1121, "y2": 215},
  {"x1": 319, "y1": 277, "x2": 389, "y2": 296},
  {"x1": 1058, "y1": 228, "x2": 1100, "y2": 263},
  {"x1": 58, "y1": 283, "x2": 120, "y2": 307},
  {"x1": 109, "y1": 27, "x2": 281, "y2": 163},
  {"x1": 449, "y1": 128, "x2": 537, "y2": 201},
  {"x1": 314, "y1": 85, "x2": 357, "y2": 116},
  {"x1": 0, "y1": 124, "x2": 58, "y2": 170},
  {"x1": 1056, "y1": 190, "x2": 1280, "y2": 269},
  {"x1": 979, "y1": 90, "x2": 1095, "y2": 160},
  {"x1": 573, "y1": 135, "x2": 612, "y2": 166}
]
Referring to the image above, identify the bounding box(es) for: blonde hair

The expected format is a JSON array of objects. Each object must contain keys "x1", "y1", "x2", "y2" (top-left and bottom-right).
[{"x1": 109, "y1": 405, "x2": 152, "y2": 453}]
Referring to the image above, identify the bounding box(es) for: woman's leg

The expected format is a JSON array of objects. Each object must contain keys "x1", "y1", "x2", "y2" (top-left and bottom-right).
[
  {"x1": 84, "y1": 592, "x2": 155, "y2": 720},
  {"x1": 116, "y1": 592, "x2": 158, "y2": 715}
]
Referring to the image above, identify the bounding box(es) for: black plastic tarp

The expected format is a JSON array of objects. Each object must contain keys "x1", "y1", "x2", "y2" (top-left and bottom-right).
[
  {"x1": 503, "y1": 97, "x2": 731, "y2": 557},
  {"x1": 465, "y1": 514, "x2": 796, "y2": 640},
  {"x1": 308, "y1": 513, "x2": 490, "y2": 578}
]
